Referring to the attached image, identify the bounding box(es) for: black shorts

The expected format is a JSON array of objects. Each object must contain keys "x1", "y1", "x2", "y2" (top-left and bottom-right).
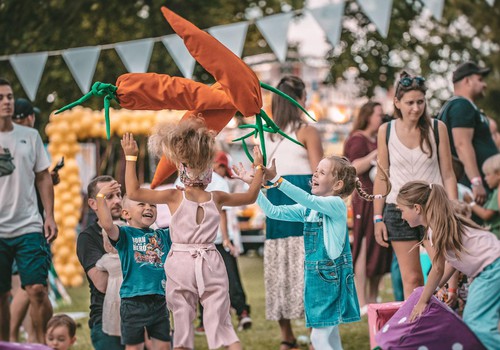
[
  {"x1": 384, "y1": 203, "x2": 425, "y2": 241},
  {"x1": 120, "y1": 294, "x2": 171, "y2": 345}
]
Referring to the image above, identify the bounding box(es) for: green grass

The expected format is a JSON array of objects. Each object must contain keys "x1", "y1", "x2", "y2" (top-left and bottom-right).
[{"x1": 59, "y1": 254, "x2": 381, "y2": 349}]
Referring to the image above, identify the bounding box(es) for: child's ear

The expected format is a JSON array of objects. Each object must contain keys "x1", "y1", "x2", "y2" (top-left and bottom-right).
[
  {"x1": 333, "y1": 179, "x2": 344, "y2": 193},
  {"x1": 121, "y1": 208, "x2": 130, "y2": 220},
  {"x1": 414, "y1": 204, "x2": 422, "y2": 214},
  {"x1": 70, "y1": 336, "x2": 76, "y2": 346}
]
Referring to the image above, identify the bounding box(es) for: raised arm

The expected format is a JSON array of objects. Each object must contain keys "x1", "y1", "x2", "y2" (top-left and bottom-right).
[
  {"x1": 95, "y1": 181, "x2": 121, "y2": 241},
  {"x1": 121, "y1": 133, "x2": 178, "y2": 205},
  {"x1": 256, "y1": 192, "x2": 305, "y2": 222}
]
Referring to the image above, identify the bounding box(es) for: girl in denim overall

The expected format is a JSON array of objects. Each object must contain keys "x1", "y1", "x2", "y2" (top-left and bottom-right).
[{"x1": 235, "y1": 155, "x2": 390, "y2": 349}]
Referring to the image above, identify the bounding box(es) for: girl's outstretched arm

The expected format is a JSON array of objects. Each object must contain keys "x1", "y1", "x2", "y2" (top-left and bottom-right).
[
  {"x1": 263, "y1": 158, "x2": 344, "y2": 216},
  {"x1": 121, "y1": 133, "x2": 177, "y2": 205},
  {"x1": 409, "y1": 253, "x2": 445, "y2": 322},
  {"x1": 217, "y1": 146, "x2": 264, "y2": 207}
]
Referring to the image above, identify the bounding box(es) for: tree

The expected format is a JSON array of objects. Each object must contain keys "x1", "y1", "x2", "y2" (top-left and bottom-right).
[{"x1": 327, "y1": 0, "x2": 500, "y2": 118}]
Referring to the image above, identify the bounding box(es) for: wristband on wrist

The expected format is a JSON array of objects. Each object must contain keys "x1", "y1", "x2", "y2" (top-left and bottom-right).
[
  {"x1": 125, "y1": 155, "x2": 138, "y2": 162},
  {"x1": 448, "y1": 287, "x2": 457, "y2": 294},
  {"x1": 269, "y1": 173, "x2": 281, "y2": 183},
  {"x1": 262, "y1": 176, "x2": 284, "y2": 189},
  {"x1": 373, "y1": 214, "x2": 383, "y2": 224},
  {"x1": 469, "y1": 201, "x2": 477, "y2": 208},
  {"x1": 471, "y1": 177, "x2": 482, "y2": 186},
  {"x1": 254, "y1": 164, "x2": 264, "y2": 171},
  {"x1": 96, "y1": 193, "x2": 106, "y2": 199}
]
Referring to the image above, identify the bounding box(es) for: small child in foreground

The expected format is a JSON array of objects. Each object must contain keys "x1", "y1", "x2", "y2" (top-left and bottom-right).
[{"x1": 45, "y1": 314, "x2": 77, "y2": 350}]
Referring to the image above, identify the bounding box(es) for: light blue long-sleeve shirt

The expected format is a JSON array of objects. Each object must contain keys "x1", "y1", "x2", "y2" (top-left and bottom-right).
[{"x1": 257, "y1": 179, "x2": 348, "y2": 260}]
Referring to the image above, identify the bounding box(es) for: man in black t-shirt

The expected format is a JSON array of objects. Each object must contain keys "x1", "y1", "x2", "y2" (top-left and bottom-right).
[
  {"x1": 438, "y1": 61, "x2": 498, "y2": 205},
  {"x1": 77, "y1": 175, "x2": 124, "y2": 350}
]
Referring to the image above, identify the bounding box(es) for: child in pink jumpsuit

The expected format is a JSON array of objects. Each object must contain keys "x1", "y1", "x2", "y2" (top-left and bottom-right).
[{"x1": 121, "y1": 116, "x2": 264, "y2": 350}]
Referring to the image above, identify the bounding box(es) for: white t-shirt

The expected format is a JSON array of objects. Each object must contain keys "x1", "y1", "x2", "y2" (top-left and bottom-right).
[{"x1": 0, "y1": 124, "x2": 50, "y2": 237}]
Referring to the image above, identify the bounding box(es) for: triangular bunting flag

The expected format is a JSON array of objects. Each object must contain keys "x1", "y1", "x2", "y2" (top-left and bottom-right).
[
  {"x1": 356, "y1": 0, "x2": 393, "y2": 38},
  {"x1": 256, "y1": 12, "x2": 293, "y2": 63},
  {"x1": 162, "y1": 35, "x2": 196, "y2": 79},
  {"x1": 9, "y1": 52, "x2": 48, "y2": 101},
  {"x1": 486, "y1": 0, "x2": 495, "y2": 6},
  {"x1": 309, "y1": 1, "x2": 346, "y2": 47},
  {"x1": 208, "y1": 22, "x2": 249, "y2": 58},
  {"x1": 115, "y1": 38, "x2": 154, "y2": 73},
  {"x1": 62, "y1": 46, "x2": 101, "y2": 94},
  {"x1": 421, "y1": 0, "x2": 445, "y2": 21}
]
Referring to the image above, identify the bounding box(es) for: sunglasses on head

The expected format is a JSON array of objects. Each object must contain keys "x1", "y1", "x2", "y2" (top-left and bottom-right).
[{"x1": 398, "y1": 76, "x2": 426, "y2": 88}]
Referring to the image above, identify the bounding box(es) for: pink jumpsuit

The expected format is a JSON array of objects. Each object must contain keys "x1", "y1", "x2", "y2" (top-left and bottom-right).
[{"x1": 165, "y1": 192, "x2": 239, "y2": 349}]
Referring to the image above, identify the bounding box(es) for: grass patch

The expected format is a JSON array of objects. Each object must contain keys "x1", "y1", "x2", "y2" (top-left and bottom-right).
[{"x1": 59, "y1": 254, "x2": 378, "y2": 349}]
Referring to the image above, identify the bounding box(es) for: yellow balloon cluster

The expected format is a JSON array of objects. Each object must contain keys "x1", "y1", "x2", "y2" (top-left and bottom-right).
[{"x1": 46, "y1": 107, "x2": 183, "y2": 287}]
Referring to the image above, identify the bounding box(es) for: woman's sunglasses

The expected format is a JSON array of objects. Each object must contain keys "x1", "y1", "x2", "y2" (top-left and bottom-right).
[{"x1": 398, "y1": 76, "x2": 426, "y2": 88}]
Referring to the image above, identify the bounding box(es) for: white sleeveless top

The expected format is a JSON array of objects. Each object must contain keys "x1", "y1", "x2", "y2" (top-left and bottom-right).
[
  {"x1": 386, "y1": 120, "x2": 443, "y2": 204},
  {"x1": 264, "y1": 129, "x2": 312, "y2": 175}
]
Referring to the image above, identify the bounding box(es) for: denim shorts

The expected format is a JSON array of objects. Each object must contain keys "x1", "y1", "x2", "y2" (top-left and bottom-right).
[
  {"x1": 120, "y1": 294, "x2": 171, "y2": 345},
  {"x1": 0, "y1": 232, "x2": 51, "y2": 293},
  {"x1": 384, "y1": 204, "x2": 425, "y2": 241}
]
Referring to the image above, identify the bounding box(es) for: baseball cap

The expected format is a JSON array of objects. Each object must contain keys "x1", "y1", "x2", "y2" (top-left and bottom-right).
[
  {"x1": 452, "y1": 61, "x2": 490, "y2": 83},
  {"x1": 214, "y1": 151, "x2": 233, "y2": 178},
  {"x1": 13, "y1": 98, "x2": 34, "y2": 119}
]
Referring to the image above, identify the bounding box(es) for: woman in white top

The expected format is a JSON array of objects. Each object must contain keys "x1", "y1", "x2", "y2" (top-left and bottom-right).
[
  {"x1": 398, "y1": 181, "x2": 500, "y2": 350},
  {"x1": 373, "y1": 71, "x2": 457, "y2": 299}
]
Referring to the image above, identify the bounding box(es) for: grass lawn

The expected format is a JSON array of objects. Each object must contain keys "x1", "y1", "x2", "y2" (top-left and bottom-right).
[{"x1": 59, "y1": 253, "x2": 384, "y2": 349}]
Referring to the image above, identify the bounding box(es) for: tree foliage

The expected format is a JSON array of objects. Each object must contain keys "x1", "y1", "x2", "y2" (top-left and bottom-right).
[{"x1": 328, "y1": 0, "x2": 500, "y2": 117}]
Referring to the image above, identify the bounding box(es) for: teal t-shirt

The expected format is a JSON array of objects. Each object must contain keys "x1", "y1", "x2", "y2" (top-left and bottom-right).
[
  {"x1": 113, "y1": 226, "x2": 171, "y2": 298},
  {"x1": 484, "y1": 188, "x2": 500, "y2": 238}
]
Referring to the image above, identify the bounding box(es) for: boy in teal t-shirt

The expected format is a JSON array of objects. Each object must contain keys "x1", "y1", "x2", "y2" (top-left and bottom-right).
[
  {"x1": 96, "y1": 180, "x2": 172, "y2": 348},
  {"x1": 465, "y1": 154, "x2": 500, "y2": 238}
]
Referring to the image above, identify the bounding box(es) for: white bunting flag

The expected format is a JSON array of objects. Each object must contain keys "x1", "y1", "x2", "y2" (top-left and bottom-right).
[
  {"x1": 356, "y1": 0, "x2": 393, "y2": 38},
  {"x1": 115, "y1": 38, "x2": 154, "y2": 73},
  {"x1": 421, "y1": 0, "x2": 445, "y2": 21},
  {"x1": 208, "y1": 22, "x2": 249, "y2": 58},
  {"x1": 256, "y1": 12, "x2": 294, "y2": 63},
  {"x1": 486, "y1": 0, "x2": 495, "y2": 6},
  {"x1": 62, "y1": 46, "x2": 101, "y2": 94},
  {"x1": 162, "y1": 35, "x2": 196, "y2": 79},
  {"x1": 309, "y1": 0, "x2": 346, "y2": 47},
  {"x1": 9, "y1": 52, "x2": 48, "y2": 101}
]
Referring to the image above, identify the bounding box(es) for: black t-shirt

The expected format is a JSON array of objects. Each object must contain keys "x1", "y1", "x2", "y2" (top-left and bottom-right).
[
  {"x1": 438, "y1": 97, "x2": 498, "y2": 186},
  {"x1": 76, "y1": 220, "x2": 106, "y2": 328}
]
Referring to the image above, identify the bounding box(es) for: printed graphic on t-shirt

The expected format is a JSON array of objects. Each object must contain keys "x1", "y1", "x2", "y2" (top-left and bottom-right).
[{"x1": 132, "y1": 232, "x2": 165, "y2": 268}]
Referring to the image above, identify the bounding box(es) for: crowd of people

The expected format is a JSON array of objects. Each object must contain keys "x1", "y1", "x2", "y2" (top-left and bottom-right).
[{"x1": 0, "y1": 60, "x2": 499, "y2": 350}]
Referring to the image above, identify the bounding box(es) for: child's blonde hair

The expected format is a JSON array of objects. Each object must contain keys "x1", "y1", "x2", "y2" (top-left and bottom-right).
[
  {"x1": 482, "y1": 153, "x2": 500, "y2": 175},
  {"x1": 148, "y1": 115, "x2": 217, "y2": 176},
  {"x1": 47, "y1": 314, "x2": 77, "y2": 338},
  {"x1": 397, "y1": 181, "x2": 483, "y2": 263},
  {"x1": 327, "y1": 156, "x2": 391, "y2": 200}
]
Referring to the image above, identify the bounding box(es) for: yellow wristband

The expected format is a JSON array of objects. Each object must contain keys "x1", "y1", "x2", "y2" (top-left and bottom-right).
[
  {"x1": 254, "y1": 164, "x2": 264, "y2": 171},
  {"x1": 96, "y1": 193, "x2": 106, "y2": 199},
  {"x1": 125, "y1": 155, "x2": 138, "y2": 161}
]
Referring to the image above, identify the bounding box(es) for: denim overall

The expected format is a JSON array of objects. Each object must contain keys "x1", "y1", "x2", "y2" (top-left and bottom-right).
[{"x1": 303, "y1": 209, "x2": 360, "y2": 328}]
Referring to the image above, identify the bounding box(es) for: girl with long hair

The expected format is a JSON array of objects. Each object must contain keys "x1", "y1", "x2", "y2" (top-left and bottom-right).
[{"x1": 398, "y1": 181, "x2": 500, "y2": 350}]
